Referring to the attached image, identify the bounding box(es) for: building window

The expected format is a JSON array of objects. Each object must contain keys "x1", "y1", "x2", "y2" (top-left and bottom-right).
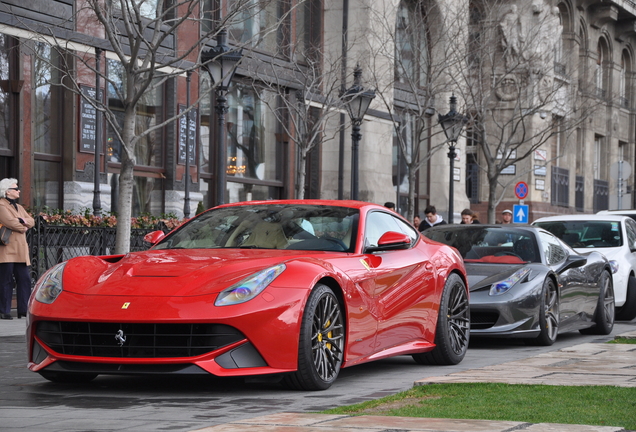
[
  {"x1": 114, "y1": 0, "x2": 161, "y2": 20},
  {"x1": 228, "y1": 0, "x2": 286, "y2": 54},
  {"x1": 395, "y1": 0, "x2": 428, "y2": 86},
  {"x1": 32, "y1": 42, "x2": 66, "y2": 210},
  {"x1": 620, "y1": 51, "x2": 631, "y2": 108},
  {"x1": 0, "y1": 34, "x2": 19, "y2": 179},
  {"x1": 106, "y1": 59, "x2": 166, "y2": 215},
  {"x1": 595, "y1": 39, "x2": 609, "y2": 99},
  {"x1": 551, "y1": 166, "x2": 569, "y2": 207},
  {"x1": 295, "y1": 0, "x2": 322, "y2": 64},
  {"x1": 575, "y1": 175, "x2": 584, "y2": 212},
  {"x1": 466, "y1": 154, "x2": 479, "y2": 204},
  {"x1": 594, "y1": 135, "x2": 607, "y2": 180}
]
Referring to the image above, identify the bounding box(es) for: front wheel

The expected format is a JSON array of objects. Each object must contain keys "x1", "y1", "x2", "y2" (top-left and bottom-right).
[
  {"x1": 282, "y1": 284, "x2": 345, "y2": 390},
  {"x1": 580, "y1": 271, "x2": 615, "y2": 335},
  {"x1": 413, "y1": 273, "x2": 469, "y2": 365},
  {"x1": 530, "y1": 278, "x2": 559, "y2": 346}
]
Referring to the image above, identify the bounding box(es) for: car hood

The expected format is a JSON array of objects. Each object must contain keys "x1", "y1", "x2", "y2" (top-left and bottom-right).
[
  {"x1": 61, "y1": 248, "x2": 329, "y2": 297},
  {"x1": 464, "y1": 263, "x2": 525, "y2": 291}
]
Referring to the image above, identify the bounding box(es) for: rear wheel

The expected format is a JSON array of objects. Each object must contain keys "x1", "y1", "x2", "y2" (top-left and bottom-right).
[
  {"x1": 282, "y1": 284, "x2": 344, "y2": 390},
  {"x1": 580, "y1": 271, "x2": 615, "y2": 335},
  {"x1": 412, "y1": 273, "x2": 469, "y2": 365},
  {"x1": 531, "y1": 278, "x2": 559, "y2": 346},
  {"x1": 615, "y1": 275, "x2": 636, "y2": 321},
  {"x1": 39, "y1": 371, "x2": 98, "y2": 384}
]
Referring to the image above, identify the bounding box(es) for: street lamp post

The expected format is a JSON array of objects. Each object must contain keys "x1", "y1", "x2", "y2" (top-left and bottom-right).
[
  {"x1": 93, "y1": 47, "x2": 102, "y2": 217},
  {"x1": 437, "y1": 95, "x2": 467, "y2": 224},
  {"x1": 342, "y1": 65, "x2": 375, "y2": 201},
  {"x1": 202, "y1": 29, "x2": 243, "y2": 206},
  {"x1": 183, "y1": 70, "x2": 192, "y2": 218}
]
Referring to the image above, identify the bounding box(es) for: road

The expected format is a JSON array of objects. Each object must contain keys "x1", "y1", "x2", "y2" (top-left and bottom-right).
[{"x1": 1, "y1": 320, "x2": 635, "y2": 432}]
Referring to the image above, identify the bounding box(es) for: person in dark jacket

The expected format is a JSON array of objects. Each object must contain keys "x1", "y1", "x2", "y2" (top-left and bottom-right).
[{"x1": 418, "y1": 205, "x2": 447, "y2": 231}]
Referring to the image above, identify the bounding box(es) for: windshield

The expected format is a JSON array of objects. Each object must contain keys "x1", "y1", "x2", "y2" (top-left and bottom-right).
[
  {"x1": 535, "y1": 220, "x2": 622, "y2": 248},
  {"x1": 153, "y1": 204, "x2": 359, "y2": 252},
  {"x1": 425, "y1": 226, "x2": 540, "y2": 263}
]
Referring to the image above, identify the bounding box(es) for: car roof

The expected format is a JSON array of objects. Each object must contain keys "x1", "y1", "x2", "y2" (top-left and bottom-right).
[
  {"x1": 216, "y1": 199, "x2": 380, "y2": 211},
  {"x1": 534, "y1": 214, "x2": 629, "y2": 223}
]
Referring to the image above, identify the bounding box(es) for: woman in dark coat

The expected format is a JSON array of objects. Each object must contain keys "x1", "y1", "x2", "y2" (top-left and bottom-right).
[{"x1": 0, "y1": 178, "x2": 34, "y2": 320}]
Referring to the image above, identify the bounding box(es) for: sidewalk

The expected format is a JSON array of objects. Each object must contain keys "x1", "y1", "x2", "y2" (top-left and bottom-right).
[{"x1": 192, "y1": 330, "x2": 636, "y2": 432}]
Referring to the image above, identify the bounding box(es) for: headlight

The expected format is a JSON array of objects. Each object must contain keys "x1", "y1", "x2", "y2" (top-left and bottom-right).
[
  {"x1": 34, "y1": 262, "x2": 66, "y2": 304},
  {"x1": 609, "y1": 260, "x2": 619, "y2": 274},
  {"x1": 215, "y1": 264, "x2": 286, "y2": 306},
  {"x1": 490, "y1": 268, "x2": 530, "y2": 296}
]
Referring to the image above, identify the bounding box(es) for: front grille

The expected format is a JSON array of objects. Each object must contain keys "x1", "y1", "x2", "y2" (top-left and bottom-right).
[
  {"x1": 36, "y1": 321, "x2": 245, "y2": 358},
  {"x1": 470, "y1": 312, "x2": 499, "y2": 330}
]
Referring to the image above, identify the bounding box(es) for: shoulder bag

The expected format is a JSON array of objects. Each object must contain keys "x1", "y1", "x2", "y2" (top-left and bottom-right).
[{"x1": 0, "y1": 224, "x2": 11, "y2": 246}]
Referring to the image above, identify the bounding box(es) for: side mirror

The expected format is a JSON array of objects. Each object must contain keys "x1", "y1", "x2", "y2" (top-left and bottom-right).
[
  {"x1": 365, "y1": 231, "x2": 411, "y2": 253},
  {"x1": 631, "y1": 240, "x2": 636, "y2": 252},
  {"x1": 561, "y1": 254, "x2": 587, "y2": 271},
  {"x1": 144, "y1": 230, "x2": 165, "y2": 245}
]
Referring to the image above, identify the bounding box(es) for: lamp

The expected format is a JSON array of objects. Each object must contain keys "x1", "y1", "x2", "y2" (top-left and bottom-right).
[
  {"x1": 342, "y1": 65, "x2": 376, "y2": 201},
  {"x1": 202, "y1": 29, "x2": 243, "y2": 206},
  {"x1": 437, "y1": 94, "x2": 467, "y2": 224}
]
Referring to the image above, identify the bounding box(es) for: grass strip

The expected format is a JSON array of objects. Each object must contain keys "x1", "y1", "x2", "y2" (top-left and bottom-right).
[
  {"x1": 608, "y1": 337, "x2": 636, "y2": 344},
  {"x1": 323, "y1": 383, "x2": 636, "y2": 429}
]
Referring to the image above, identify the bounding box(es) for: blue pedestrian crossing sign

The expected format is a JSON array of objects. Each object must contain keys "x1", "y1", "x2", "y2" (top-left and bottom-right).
[{"x1": 513, "y1": 204, "x2": 529, "y2": 224}]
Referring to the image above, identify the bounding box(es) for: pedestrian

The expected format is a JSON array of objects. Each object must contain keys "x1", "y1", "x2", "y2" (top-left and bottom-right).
[
  {"x1": 413, "y1": 214, "x2": 421, "y2": 229},
  {"x1": 0, "y1": 178, "x2": 34, "y2": 320},
  {"x1": 471, "y1": 212, "x2": 481, "y2": 224},
  {"x1": 418, "y1": 205, "x2": 447, "y2": 231},
  {"x1": 460, "y1": 208, "x2": 475, "y2": 224},
  {"x1": 384, "y1": 202, "x2": 395, "y2": 211},
  {"x1": 501, "y1": 209, "x2": 513, "y2": 224}
]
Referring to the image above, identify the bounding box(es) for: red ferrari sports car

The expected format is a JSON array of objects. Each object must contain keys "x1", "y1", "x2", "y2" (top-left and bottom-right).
[{"x1": 27, "y1": 200, "x2": 469, "y2": 390}]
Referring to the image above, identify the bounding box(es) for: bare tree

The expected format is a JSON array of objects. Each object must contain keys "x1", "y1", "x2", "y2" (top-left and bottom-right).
[
  {"x1": 245, "y1": 50, "x2": 346, "y2": 199},
  {"x1": 22, "y1": 0, "x2": 283, "y2": 252},
  {"x1": 452, "y1": 0, "x2": 598, "y2": 223},
  {"x1": 362, "y1": 0, "x2": 465, "y2": 221}
]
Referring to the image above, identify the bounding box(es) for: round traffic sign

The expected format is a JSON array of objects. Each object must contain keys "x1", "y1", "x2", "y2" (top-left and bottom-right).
[{"x1": 515, "y1": 181, "x2": 529, "y2": 200}]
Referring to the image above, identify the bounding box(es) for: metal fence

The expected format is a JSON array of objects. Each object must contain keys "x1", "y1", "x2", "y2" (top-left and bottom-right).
[{"x1": 27, "y1": 216, "x2": 168, "y2": 285}]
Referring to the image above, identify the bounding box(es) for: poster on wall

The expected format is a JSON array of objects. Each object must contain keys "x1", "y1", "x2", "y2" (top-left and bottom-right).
[
  {"x1": 501, "y1": 164, "x2": 516, "y2": 175},
  {"x1": 178, "y1": 105, "x2": 198, "y2": 165},
  {"x1": 535, "y1": 179, "x2": 545, "y2": 190},
  {"x1": 79, "y1": 85, "x2": 104, "y2": 154}
]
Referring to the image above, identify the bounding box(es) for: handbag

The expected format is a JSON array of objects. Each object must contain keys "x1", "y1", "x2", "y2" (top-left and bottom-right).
[{"x1": 0, "y1": 224, "x2": 11, "y2": 246}]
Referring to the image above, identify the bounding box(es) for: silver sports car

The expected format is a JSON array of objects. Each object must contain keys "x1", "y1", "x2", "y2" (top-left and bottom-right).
[{"x1": 423, "y1": 225, "x2": 615, "y2": 345}]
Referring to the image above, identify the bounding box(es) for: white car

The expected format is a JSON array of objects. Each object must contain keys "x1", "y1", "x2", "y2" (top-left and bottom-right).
[{"x1": 534, "y1": 214, "x2": 636, "y2": 321}]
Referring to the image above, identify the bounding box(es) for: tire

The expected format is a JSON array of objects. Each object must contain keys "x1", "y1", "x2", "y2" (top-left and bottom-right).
[
  {"x1": 412, "y1": 273, "x2": 469, "y2": 365},
  {"x1": 615, "y1": 275, "x2": 636, "y2": 321},
  {"x1": 38, "y1": 371, "x2": 98, "y2": 384},
  {"x1": 282, "y1": 284, "x2": 345, "y2": 390},
  {"x1": 580, "y1": 271, "x2": 615, "y2": 335},
  {"x1": 530, "y1": 278, "x2": 559, "y2": 346}
]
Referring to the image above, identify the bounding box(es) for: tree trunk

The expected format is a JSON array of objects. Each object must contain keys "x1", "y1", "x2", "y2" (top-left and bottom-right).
[
  {"x1": 487, "y1": 170, "x2": 498, "y2": 224},
  {"x1": 114, "y1": 107, "x2": 137, "y2": 254},
  {"x1": 296, "y1": 146, "x2": 308, "y2": 199}
]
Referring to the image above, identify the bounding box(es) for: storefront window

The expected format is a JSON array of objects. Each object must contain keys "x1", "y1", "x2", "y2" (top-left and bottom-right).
[
  {"x1": 226, "y1": 84, "x2": 279, "y2": 181},
  {"x1": 33, "y1": 160, "x2": 60, "y2": 209}
]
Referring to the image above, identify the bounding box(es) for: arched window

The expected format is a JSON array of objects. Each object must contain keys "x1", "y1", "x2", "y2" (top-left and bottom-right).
[
  {"x1": 620, "y1": 50, "x2": 631, "y2": 108},
  {"x1": 395, "y1": 0, "x2": 429, "y2": 86},
  {"x1": 596, "y1": 39, "x2": 610, "y2": 99}
]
